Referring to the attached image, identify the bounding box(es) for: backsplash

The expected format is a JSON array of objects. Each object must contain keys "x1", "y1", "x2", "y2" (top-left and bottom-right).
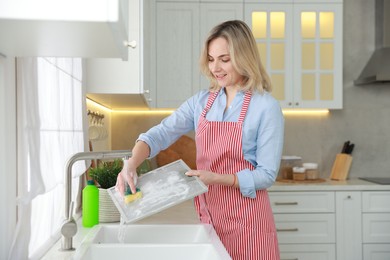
[{"x1": 104, "y1": 0, "x2": 390, "y2": 180}]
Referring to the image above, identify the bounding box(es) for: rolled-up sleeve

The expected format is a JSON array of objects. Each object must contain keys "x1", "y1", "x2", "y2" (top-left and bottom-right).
[{"x1": 237, "y1": 96, "x2": 284, "y2": 198}]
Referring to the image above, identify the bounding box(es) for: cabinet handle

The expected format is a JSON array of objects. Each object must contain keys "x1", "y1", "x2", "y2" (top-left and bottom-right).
[
  {"x1": 274, "y1": 202, "x2": 298, "y2": 206},
  {"x1": 144, "y1": 89, "x2": 150, "y2": 94},
  {"x1": 295, "y1": 102, "x2": 299, "y2": 106},
  {"x1": 288, "y1": 102, "x2": 292, "y2": 106},
  {"x1": 123, "y1": 40, "x2": 137, "y2": 49},
  {"x1": 276, "y1": 228, "x2": 299, "y2": 232}
]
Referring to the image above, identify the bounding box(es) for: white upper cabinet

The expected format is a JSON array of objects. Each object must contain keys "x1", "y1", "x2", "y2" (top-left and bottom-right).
[
  {"x1": 245, "y1": 0, "x2": 343, "y2": 109},
  {"x1": 85, "y1": 0, "x2": 142, "y2": 94},
  {"x1": 149, "y1": 2, "x2": 201, "y2": 108},
  {"x1": 149, "y1": 0, "x2": 243, "y2": 108},
  {"x1": 0, "y1": 0, "x2": 129, "y2": 59}
]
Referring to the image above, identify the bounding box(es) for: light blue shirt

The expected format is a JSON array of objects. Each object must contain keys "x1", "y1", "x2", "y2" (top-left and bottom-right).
[{"x1": 138, "y1": 88, "x2": 284, "y2": 198}]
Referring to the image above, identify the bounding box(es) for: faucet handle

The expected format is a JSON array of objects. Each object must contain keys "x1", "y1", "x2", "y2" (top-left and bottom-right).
[{"x1": 61, "y1": 201, "x2": 77, "y2": 239}]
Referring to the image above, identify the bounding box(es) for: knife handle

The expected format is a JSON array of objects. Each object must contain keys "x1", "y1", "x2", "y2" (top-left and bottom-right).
[{"x1": 341, "y1": 141, "x2": 350, "y2": 153}]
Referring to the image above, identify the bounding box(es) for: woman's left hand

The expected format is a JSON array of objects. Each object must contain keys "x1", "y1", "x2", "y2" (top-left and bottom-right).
[{"x1": 185, "y1": 170, "x2": 217, "y2": 185}]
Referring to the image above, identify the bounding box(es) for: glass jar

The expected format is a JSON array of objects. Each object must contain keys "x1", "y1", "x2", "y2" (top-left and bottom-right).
[
  {"x1": 279, "y1": 156, "x2": 302, "y2": 179},
  {"x1": 303, "y1": 163, "x2": 319, "y2": 180},
  {"x1": 292, "y1": 166, "x2": 306, "y2": 181}
]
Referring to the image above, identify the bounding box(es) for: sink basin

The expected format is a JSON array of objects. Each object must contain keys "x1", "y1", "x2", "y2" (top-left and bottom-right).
[
  {"x1": 90, "y1": 224, "x2": 212, "y2": 244},
  {"x1": 78, "y1": 244, "x2": 223, "y2": 260},
  {"x1": 73, "y1": 224, "x2": 231, "y2": 260}
]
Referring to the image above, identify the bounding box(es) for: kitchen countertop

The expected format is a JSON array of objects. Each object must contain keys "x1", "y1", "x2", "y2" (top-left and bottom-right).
[
  {"x1": 41, "y1": 178, "x2": 389, "y2": 259},
  {"x1": 270, "y1": 177, "x2": 390, "y2": 191}
]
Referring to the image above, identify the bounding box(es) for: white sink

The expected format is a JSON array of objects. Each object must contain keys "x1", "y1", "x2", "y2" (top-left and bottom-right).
[
  {"x1": 78, "y1": 244, "x2": 222, "y2": 260},
  {"x1": 90, "y1": 224, "x2": 212, "y2": 244},
  {"x1": 73, "y1": 224, "x2": 231, "y2": 260}
]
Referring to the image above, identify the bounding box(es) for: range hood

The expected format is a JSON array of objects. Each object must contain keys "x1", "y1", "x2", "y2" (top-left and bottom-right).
[{"x1": 354, "y1": 0, "x2": 390, "y2": 85}]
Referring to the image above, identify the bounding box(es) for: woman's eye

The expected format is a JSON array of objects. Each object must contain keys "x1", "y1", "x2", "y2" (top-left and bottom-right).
[{"x1": 222, "y1": 59, "x2": 230, "y2": 63}]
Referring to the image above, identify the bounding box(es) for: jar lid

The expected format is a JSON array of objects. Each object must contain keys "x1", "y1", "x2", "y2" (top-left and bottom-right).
[
  {"x1": 293, "y1": 166, "x2": 306, "y2": 173},
  {"x1": 282, "y1": 156, "x2": 302, "y2": 160},
  {"x1": 303, "y1": 163, "x2": 318, "y2": 169}
]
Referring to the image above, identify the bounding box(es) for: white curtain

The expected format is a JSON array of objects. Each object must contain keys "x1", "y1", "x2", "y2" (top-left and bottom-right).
[{"x1": 9, "y1": 57, "x2": 88, "y2": 260}]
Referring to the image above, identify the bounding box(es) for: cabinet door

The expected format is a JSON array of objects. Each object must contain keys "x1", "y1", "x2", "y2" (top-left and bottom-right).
[
  {"x1": 200, "y1": 3, "x2": 244, "y2": 90},
  {"x1": 363, "y1": 214, "x2": 390, "y2": 243},
  {"x1": 363, "y1": 244, "x2": 390, "y2": 260},
  {"x1": 245, "y1": 4, "x2": 294, "y2": 108},
  {"x1": 336, "y1": 192, "x2": 363, "y2": 260},
  {"x1": 280, "y1": 244, "x2": 336, "y2": 260},
  {"x1": 269, "y1": 191, "x2": 335, "y2": 213},
  {"x1": 0, "y1": 0, "x2": 129, "y2": 59},
  {"x1": 85, "y1": 0, "x2": 141, "y2": 94},
  {"x1": 274, "y1": 213, "x2": 336, "y2": 244},
  {"x1": 152, "y1": 2, "x2": 200, "y2": 108},
  {"x1": 293, "y1": 3, "x2": 342, "y2": 109},
  {"x1": 362, "y1": 191, "x2": 390, "y2": 212}
]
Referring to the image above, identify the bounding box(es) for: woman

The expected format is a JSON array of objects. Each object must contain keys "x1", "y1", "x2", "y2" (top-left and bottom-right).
[{"x1": 116, "y1": 20, "x2": 284, "y2": 260}]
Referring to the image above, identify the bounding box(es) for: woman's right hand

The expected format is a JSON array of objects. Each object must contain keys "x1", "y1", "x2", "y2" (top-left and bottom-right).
[{"x1": 116, "y1": 158, "x2": 138, "y2": 196}]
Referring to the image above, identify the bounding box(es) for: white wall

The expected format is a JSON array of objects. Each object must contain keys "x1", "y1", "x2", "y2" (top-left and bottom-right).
[{"x1": 0, "y1": 55, "x2": 16, "y2": 259}]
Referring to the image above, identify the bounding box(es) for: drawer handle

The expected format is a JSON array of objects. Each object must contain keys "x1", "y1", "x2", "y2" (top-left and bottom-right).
[
  {"x1": 274, "y1": 202, "x2": 298, "y2": 206},
  {"x1": 276, "y1": 228, "x2": 299, "y2": 232}
]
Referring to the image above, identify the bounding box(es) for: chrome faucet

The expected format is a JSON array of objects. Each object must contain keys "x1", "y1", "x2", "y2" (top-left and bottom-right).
[{"x1": 60, "y1": 150, "x2": 132, "y2": 251}]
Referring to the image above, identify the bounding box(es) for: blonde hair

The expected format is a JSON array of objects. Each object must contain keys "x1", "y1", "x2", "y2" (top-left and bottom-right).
[{"x1": 199, "y1": 20, "x2": 272, "y2": 93}]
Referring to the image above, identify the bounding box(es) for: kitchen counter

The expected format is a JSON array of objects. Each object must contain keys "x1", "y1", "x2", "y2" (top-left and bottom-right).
[
  {"x1": 270, "y1": 178, "x2": 390, "y2": 191},
  {"x1": 41, "y1": 178, "x2": 389, "y2": 259}
]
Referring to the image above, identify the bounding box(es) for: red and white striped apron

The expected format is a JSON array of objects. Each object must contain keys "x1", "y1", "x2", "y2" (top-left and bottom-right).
[{"x1": 194, "y1": 90, "x2": 280, "y2": 260}]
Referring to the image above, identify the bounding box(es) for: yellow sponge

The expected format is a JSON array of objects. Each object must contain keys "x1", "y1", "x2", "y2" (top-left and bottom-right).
[{"x1": 124, "y1": 187, "x2": 142, "y2": 204}]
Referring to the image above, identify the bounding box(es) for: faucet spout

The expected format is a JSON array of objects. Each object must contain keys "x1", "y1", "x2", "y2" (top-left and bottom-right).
[{"x1": 61, "y1": 150, "x2": 132, "y2": 251}]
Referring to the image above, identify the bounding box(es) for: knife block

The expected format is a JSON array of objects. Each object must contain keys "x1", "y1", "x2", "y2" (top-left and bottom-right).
[{"x1": 330, "y1": 153, "x2": 353, "y2": 180}]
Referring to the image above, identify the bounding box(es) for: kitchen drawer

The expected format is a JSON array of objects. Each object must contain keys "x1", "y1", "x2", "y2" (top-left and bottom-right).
[
  {"x1": 269, "y1": 192, "x2": 335, "y2": 213},
  {"x1": 362, "y1": 192, "x2": 390, "y2": 213},
  {"x1": 274, "y1": 213, "x2": 335, "y2": 244},
  {"x1": 279, "y1": 244, "x2": 336, "y2": 260},
  {"x1": 363, "y1": 213, "x2": 390, "y2": 243},
  {"x1": 363, "y1": 244, "x2": 390, "y2": 260}
]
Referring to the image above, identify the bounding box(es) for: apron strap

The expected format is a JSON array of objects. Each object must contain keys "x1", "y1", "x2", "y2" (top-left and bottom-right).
[
  {"x1": 200, "y1": 90, "x2": 219, "y2": 118},
  {"x1": 238, "y1": 91, "x2": 252, "y2": 123}
]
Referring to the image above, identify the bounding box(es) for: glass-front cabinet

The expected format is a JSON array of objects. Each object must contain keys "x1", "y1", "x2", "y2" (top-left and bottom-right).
[{"x1": 245, "y1": 0, "x2": 343, "y2": 109}]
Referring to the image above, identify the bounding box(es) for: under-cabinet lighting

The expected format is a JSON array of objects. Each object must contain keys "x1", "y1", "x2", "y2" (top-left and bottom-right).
[
  {"x1": 87, "y1": 98, "x2": 329, "y2": 116},
  {"x1": 86, "y1": 98, "x2": 111, "y2": 112},
  {"x1": 113, "y1": 110, "x2": 174, "y2": 115},
  {"x1": 86, "y1": 98, "x2": 174, "y2": 115},
  {"x1": 282, "y1": 109, "x2": 329, "y2": 116}
]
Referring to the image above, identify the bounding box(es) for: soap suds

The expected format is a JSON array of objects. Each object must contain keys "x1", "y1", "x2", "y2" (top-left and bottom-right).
[{"x1": 108, "y1": 161, "x2": 207, "y2": 224}]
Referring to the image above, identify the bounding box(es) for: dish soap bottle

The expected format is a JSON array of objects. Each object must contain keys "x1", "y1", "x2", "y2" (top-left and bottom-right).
[{"x1": 82, "y1": 180, "x2": 99, "y2": 227}]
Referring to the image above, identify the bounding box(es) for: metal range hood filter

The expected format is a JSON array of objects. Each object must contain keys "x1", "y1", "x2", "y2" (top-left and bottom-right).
[{"x1": 354, "y1": 0, "x2": 390, "y2": 85}]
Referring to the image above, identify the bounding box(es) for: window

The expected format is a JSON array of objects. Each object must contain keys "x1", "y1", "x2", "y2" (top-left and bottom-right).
[{"x1": 10, "y1": 58, "x2": 87, "y2": 260}]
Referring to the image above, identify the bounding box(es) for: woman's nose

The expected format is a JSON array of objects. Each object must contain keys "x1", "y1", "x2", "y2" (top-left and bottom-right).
[{"x1": 210, "y1": 60, "x2": 221, "y2": 72}]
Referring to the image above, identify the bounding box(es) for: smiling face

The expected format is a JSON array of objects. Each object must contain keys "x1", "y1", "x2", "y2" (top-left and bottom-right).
[{"x1": 207, "y1": 37, "x2": 244, "y2": 89}]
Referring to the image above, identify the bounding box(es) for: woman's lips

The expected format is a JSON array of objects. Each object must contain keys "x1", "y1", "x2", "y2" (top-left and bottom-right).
[{"x1": 215, "y1": 74, "x2": 226, "y2": 80}]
